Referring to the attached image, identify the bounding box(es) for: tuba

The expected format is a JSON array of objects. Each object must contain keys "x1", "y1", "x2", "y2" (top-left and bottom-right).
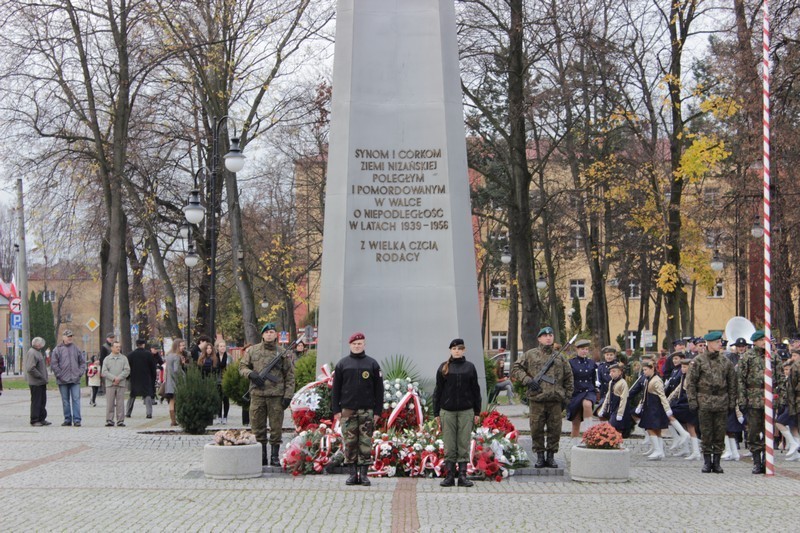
[{"x1": 724, "y1": 316, "x2": 756, "y2": 345}]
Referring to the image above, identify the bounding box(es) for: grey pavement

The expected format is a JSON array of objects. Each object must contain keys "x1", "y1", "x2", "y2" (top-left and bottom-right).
[{"x1": 1, "y1": 382, "x2": 799, "y2": 532}]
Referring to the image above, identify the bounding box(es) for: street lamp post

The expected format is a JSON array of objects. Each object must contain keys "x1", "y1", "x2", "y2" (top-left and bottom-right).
[
  {"x1": 183, "y1": 116, "x2": 246, "y2": 342},
  {"x1": 180, "y1": 223, "x2": 199, "y2": 347}
]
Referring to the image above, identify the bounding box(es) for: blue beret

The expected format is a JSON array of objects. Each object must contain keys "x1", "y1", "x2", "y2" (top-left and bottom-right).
[
  {"x1": 751, "y1": 330, "x2": 765, "y2": 342},
  {"x1": 703, "y1": 331, "x2": 723, "y2": 342},
  {"x1": 538, "y1": 326, "x2": 554, "y2": 337}
]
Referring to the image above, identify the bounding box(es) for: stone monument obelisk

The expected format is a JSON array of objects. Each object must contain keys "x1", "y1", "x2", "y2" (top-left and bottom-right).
[{"x1": 318, "y1": 0, "x2": 485, "y2": 393}]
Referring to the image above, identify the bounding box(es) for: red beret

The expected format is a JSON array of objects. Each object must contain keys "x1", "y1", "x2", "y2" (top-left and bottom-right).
[{"x1": 348, "y1": 332, "x2": 365, "y2": 344}]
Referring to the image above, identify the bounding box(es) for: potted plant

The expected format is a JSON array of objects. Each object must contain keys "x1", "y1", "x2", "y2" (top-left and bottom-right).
[
  {"x1": 203, "y1": 429, "x2": 262, "y2": 479},
  {"x1": 570, "y1": 422, "x2": 630, "y2": 483}
]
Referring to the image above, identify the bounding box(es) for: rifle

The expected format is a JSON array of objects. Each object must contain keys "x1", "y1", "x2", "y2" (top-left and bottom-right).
[
  {"x1": 526, "y1": 334, "x2": 578, "y2": 393},
  {"x1": 242, "y1": 334, "x2": 305, "y2": 402}
]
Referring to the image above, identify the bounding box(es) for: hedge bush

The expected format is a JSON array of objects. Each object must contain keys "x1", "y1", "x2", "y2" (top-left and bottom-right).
[
  {"x1": 175, "y1": 365, "x2": 220, "y2": 434},
  {"x1": 221, "y1": 361, "x2": 250, "y2": 408},
  {"x1": 294, "y1": 350, "x2": 318, "y2": 392}
]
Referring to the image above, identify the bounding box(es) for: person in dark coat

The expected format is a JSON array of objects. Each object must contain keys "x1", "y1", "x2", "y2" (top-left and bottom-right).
[
  {"x1": 663, "y1": 353, "x2": 684, "y2": 397},
  {"x1": 667, "y1": 359, "x2": 701, "y2": 460},
  {"x1": 433, "y1": 338, "x2": 481, "y2": 488},
  {"x1": 125, "y1": 338, "x2": 157, "y2": 418},
  {"x1": 596, "y1": 346, "x2": 619, "y2": 405},
  {"x1": 567, "y1": 339, "x2": 597, "y2": 442},
  {"x1": 636, "y1": 361, "x2": 673, "y2": 460}
]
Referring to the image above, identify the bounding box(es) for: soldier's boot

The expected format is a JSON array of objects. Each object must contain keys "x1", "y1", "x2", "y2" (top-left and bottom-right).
[
  {"x1": 534, "y1": 451, "x2": 546, "y2": 469},
  {"x1": 711, "y1": 454, "x2": 724, "y2": 474},
  {"x1": 270, "y1": 444, "x2": 280, "y2": 466},
  {"x1": 359, "y1": 465, "x2": 371, "y2": 486},
  {"x1": 701, "y1": 454, "x2": 713, "y2": 473},
  {"x1": 457, "y1": 462, "x2": 474, "y2": 487},
  {"x1": 261, "y1": 442, "x2": 268, "y2": 466},
  {"x1": 544, "y1": 451, "x2": 558, "y2": 468},
  {"x1": 439, "y1": 461, "x2": 456, "y2": 487},
  {"x1": 345, "y1": 464, "x2": 360, "y2": 486},
  {"x1": 752, "y1": 451, "x2": 765, "y2": 474}
]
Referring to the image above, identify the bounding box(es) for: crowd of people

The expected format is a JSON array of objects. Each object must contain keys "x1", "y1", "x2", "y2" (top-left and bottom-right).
[{"x1": 15, "y1": 319, "x2": 800, "y2": 483}]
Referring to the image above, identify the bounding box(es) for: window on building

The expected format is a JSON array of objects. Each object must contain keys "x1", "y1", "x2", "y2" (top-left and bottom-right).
[
  {"x1": 42, "y1": 290, "x2": 56, "y2": 302},
  {"x1": 627, "y1": 282, "x2": 641, "y2": 299},
  {"x1": 62, "y1": 313, "x2": 73, "y2": 323},
  {"x1": 491, "y1": 331, "x2": 508, "y2": 351},
  {"x1": 704, "y1": 187, "x2": 720, "y2": 204},
  {"x1": 574, "y1": 231, "x2": 583, "y2": 252},
  {"x1": 570, "y1": 279, "x2": 586, "y2": 299},
  {"x1": 710, "y1": 281, "x2": 724, "y2": 298},
  {"x1": 490, "y1": 282, "x2": 508, "y2": 300}
]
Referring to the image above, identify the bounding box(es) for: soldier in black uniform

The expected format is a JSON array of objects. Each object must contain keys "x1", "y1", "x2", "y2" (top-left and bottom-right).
[
  {"x1": 596, "y1": 346, "x2": 619, "y2": 409},
  {"x1": 332, "y1": 332, "x2": 384, "y2": 486}
]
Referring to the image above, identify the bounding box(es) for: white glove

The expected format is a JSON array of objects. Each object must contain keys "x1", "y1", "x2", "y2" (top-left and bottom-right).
[
  {"x1": 635, "y1": 405, "x2": 642, "y2": 415},
  {"x1": 666, "y1": 410, "x2": 673, "y2": 417},
  {"x1": 595, "y1": 380, "x2": 601, "y2": 388},
  {"x1": 616, "y1": 415, "x2": 623, "y2": 421},
  {"x1": 738, "y1": 416, "x2": 745, "y2": 424},
  {"x1": 597, "y1": 409, "x2": 605, "y2": 418}
]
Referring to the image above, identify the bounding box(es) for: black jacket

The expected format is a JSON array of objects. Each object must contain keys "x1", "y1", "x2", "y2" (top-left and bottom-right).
[
  {"x1": 332, "y1": 352, "x2": 384, "y2": 415},
  {"x1": 433, "y1": 357, "x2": 482, "y2": 416},
  {"x1": 127, "y1": 348, "x2": 156, "y2": 397}
]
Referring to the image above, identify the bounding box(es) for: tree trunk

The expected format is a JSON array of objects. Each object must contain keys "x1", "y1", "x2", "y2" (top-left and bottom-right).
[
  {"x1": 126, "y1": 235, "x2": 149, "y2": 342},
  {"x1": 118, "y1": 230, "x2": 132, "y2": 354}
]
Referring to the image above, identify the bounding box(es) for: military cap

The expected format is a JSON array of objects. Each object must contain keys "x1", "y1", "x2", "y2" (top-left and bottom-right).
[
  {"x1": 260, "y1": 322, "x2": 277, "y2": 334},
  {"x1": 575, "y1": 339, "x2": 591, "y2": 348},
  {"x1": 601, "y1": 345, "x2": 617, "y2": 354},
  {"x1": 784, "y1": 360, "x2": 795, "y2": 368},
  {"x1": 703, "y1": 331, "x2": 722, "y2": 342},
  {"x1": 695, "y1": 336, "x2": 708, "y2": 344},
  {"x1": 449, "y1": 338, "x2": 465, "y2": 349},
  {"x1": 348, "y1": 332, "x2": 365, "y2": 344},
  {"x1": 670, "y1": 351, "x2": 683, "y2": 359},
  {"x1": 680, "y1": 358, "x2": 693, "y2": 365},
  {"x1": 672, "y1": 338, "x2": 686, "y2": 346},
  {"x1": 641, "y1": 360, "x2": 654, "y2": 369},
  {"x1": 732, "y1": 337, "x2": 749, "y2": 347},
  {"x1": 537, "y1": 326, "x2": 554, "y2": 337},
  {"x1": 610, "y1": 362, "x2": 626, "y2": 372},
  {"x1": 751, "y1": 330, "x2": 765, "y2": 342}
]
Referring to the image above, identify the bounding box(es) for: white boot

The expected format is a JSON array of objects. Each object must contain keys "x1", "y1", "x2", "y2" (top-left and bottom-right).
[
  {"x1": 667, "y1": 426, "x2": 679, "y2": 451},
  {"x1": 779, "y1": 428, "x2": 799, "y2": 459},
  {"x1": 647, "y1": 437, "x2": 664, "y2": 460},
  {"x1": 675, "y1": 437, "x2": 691, "y2": 457},
  {"x1": 669, "y1": 420, "x2": 690, "y2": 451},
  {"x1": 685, "y1": 437, "x2": 701, "y2": 460},
  {"x1": 641, "y1": 433, "x2": 653, "y2": 455},
  {"x1": 730, "y1": 437, "x2": 740, "y2": 461},
  {"x1": 721, "y1": 436, "x2": 732, "y2": 460}
]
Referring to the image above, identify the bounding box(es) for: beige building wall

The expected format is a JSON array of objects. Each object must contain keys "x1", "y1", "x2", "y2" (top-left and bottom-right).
[{"x1": 28, "y1": 278, "x2": 102, "y2": 355}]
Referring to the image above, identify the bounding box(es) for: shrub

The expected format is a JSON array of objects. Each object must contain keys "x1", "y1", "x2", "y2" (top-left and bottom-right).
[
  {"x1": 582, "y1": 422, "x2": 623, "y2": 449},
  {"x1": 175, "y1": 366, "x2": 220, "y2": 434},
  {"x1": 221, "y1": 361, "x2": 250, "y2": 408},
  {"x1": 484, "y1": 355, "x2": 498, "y2": 392},
  {"x1": 294, "y1": 350, "x2": 318, "y2": 392}
]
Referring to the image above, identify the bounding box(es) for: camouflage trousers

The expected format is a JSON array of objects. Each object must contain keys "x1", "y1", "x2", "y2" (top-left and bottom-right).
[
  {"x1": 698, "y1": 409, "x2": 727, "y2": 454},
  {"x1": 342, "y1": 408, "x2": 374, "y2": 466},
  {"x1": 250, "y1": 395, "x2": 284, "y2": 445},
  {"x1": 746, "y1": 408, "x2": 765, "y2": 454},
  {"x1": 529, "y1": 401, "x2": 562, "y2": 453}
]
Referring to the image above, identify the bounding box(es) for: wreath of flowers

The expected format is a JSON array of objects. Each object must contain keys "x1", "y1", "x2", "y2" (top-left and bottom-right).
[
  {"x1": 581, "y1": 422, "x2": 623, "y2": 449},
  {"x1": 377, "y1": 377, "x2": 428, "y2": 432},
  {"x1": 290, "y1": 365, "x2": 334, "y2": 432},
  {"x1": 281, "y1": 423, "x2": 344, "y2": 476}
]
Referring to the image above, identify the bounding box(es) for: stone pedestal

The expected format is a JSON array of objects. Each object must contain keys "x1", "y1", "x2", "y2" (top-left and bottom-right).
[
  {"x1": 203, "y1": 443, "x2": 262, "y2": 479},
  {"x1": 318, "y1": 0, "x2": 484, "y2": 391},
  {"x1": 570, "y1": 446, "x2": 630, "y2": 483}
]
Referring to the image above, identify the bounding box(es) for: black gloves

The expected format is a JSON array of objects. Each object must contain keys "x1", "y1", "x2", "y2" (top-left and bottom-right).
[
  {"x1": 282, "y1": 398, "x2": 291, "y2": 410},
  {"x1": 249, "y1": 373, "x2": 265, "y2": 388}
]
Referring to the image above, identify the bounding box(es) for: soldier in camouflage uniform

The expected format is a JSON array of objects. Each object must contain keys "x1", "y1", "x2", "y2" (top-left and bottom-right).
[
  {"x1": 737, "y1": 330, "x2": 767, "y2": 474},
  {"x1": 686, "y1": 331, "x2": 737, "y2": 474},
  {"x1": 239, "y1": 323, "x2": 295, "y2": 466},
  {"x1": 511, "y1": 326, "x2": 573, "y2": 469},
  {"x1": 789, "y1": 352, "x2": 800, "y2": 438},
  {"x1": 332, "y1": 332, "x2": 384, "y2": 486}
]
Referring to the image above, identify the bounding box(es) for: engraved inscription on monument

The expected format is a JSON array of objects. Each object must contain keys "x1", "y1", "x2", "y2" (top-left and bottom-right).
[{"x1": 349, "y1": 148, "x2": 448, "y2": 263}]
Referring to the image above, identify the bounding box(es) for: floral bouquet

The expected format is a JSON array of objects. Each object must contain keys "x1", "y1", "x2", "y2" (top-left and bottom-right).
[
  {"x1": 581, "y1": 422, "x2": 623, "y2": 449},
  {"x1": 281, "y1": 423, "x2": 344, "y2": 476},
  {"x1": 212, "y1": 429, "x2": 257, "y2": 446},
  {"x1": 377, "y1": 378, "x2": 428, "y2": 432},
  {"x1": 291, "y1": 365, "x2": 334, "y2": 432},
  {"x1": 470, "y1": 425, "x2": 529, "y2": 481},
  {"x1": 479, "y1": 410, "x2": 517, "y2": 435},
  {"x1": 370, "y1": 421, "x2": 446, "y2": 478}
]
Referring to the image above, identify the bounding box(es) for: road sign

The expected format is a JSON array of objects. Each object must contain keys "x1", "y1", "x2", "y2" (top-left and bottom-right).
[
  {"x1": 131, "y1": 324, "x2": 140, "y2": 337},
  {"x1": 86, "y1": 318, "x2": 99, "y2": 332},
  {"x1": 10, "y1": 297, "x2": 22, "y2": 314},
  {"x1": 279, "y1": 331, "x2": 289, "y2": 344},
  {"x1": 10, "y1": 313, "x2": 22, "y2": 330}
]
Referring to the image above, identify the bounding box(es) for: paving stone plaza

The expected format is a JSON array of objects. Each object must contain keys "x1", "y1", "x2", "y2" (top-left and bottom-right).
[{"x1": 1, "y1": 383, "x2": 799, "y2": 532}]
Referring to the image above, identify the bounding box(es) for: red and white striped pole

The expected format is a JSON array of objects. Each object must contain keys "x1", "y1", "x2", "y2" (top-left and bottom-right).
[{"x1": 762, "y1": 0, "x2": 775, "y2": 477}]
